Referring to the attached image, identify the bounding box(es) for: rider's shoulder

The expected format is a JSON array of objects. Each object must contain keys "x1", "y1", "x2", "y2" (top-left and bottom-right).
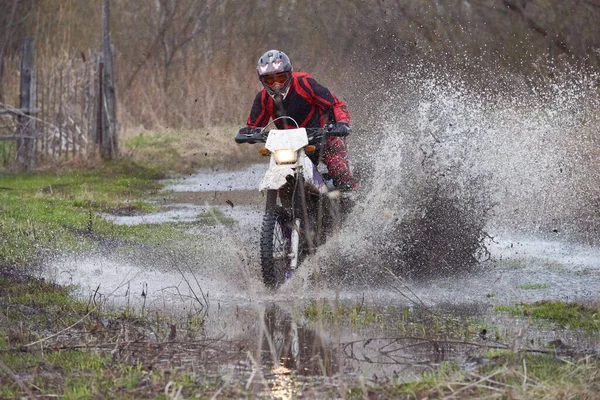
[
  {"x1": 255, "y1": 89, "x2": 271, "y2": 100},
  {"x1": 292, "y1": 71, "x2": 313, "y2": 80}
]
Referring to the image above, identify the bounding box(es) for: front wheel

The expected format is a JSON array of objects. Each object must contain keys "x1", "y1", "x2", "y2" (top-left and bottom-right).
[{"x1": 260, "y1": 190, "x2": 296, "y2": 287}]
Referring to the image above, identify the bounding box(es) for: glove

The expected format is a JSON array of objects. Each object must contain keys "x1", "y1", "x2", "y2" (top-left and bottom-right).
[
  {"x1": 332, "y1": 121, "x2": 351, "y2": 137},
  {"x1": 235, "y1": 126, "x2": 257, "y2": 144}
]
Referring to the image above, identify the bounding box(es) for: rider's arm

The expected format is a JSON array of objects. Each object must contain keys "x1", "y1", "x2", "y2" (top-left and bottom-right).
[
  {"x1": 246, "y1": 90, "x2": 272, "y2": 129},
  {"x1": 304, "y1": 77, "x2": 352, "y2": 125}
]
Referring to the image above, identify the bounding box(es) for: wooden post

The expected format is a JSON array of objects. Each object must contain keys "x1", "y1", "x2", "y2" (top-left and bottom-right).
[
  {"x1": 94, "y1": 55, "x2": 103, "y2": 146},
  {"x1": 51, "y1": 63, "x2": 57, "y2": 159},
  {"x1": 88, "y1": 53, "x2": 100, "y2": 151},
  {"x1": 16, "y1": 38, "x2": 36, "y2": 171},
  {"x1": 58, "y1": 64, "x2": 64, "y2": 158},
  {"x1": 101, "y1": 0, "x2": 118, "y2": 159}
]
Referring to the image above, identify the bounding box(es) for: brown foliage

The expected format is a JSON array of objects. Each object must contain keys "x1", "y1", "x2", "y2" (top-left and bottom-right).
[
  {"x1": 0, "y1": 0, "x2": 36, "y2": 101},
  {"x1": 2, "y1": 0, "x2": 600, "y2": 129}
]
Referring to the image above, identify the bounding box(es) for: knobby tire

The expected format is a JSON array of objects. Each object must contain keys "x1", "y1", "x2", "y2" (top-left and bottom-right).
[{"x1": 260, "y1": 190, "x2": 292, "y2": 287}]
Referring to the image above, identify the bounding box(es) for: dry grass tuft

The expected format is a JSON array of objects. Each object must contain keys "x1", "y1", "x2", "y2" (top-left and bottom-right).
[{"x1": 121, "y1": 126, "x2": 263, "y2": 174}]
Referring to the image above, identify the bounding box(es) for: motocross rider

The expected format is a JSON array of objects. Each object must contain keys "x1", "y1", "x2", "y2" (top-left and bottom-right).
[{"x1": 236, "y1": 49, "x2": 355, "y2": 190}]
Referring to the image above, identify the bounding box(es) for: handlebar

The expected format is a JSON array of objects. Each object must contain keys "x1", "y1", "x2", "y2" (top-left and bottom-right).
[
  {"x1": 235, "y1": 125, "x2": 349, "y2": 145},
  {"x1": 234, "y1": 128, "x2": 266, "y2": 144}
]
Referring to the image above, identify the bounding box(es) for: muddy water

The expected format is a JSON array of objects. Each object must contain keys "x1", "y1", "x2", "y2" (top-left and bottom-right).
[
  {"x1": 44, "y1": 65, "x2": 600, "y2": 389},
  {"x1": 43, "y1": 163, "x2": 600, "y2": 391}
]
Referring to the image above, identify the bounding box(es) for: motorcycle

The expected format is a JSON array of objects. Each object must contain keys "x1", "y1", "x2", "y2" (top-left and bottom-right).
[{"x1": 235, "y1": 117, "x2": 352, "y2": 287}]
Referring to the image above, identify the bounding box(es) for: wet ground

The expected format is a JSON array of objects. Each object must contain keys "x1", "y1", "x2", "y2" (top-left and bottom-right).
[{"x1": 43, "y1": 165, "x2": 600, "y2": 392}]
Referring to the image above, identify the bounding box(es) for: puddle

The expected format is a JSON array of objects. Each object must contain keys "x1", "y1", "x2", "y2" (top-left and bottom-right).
[
  {"x1": 68, "y1": 165, "x2": 600, "y2": 310},
  {"x1": 170, "y1": 189, "x2": 265, "y2": 207},
  {"x1": 488, "y1": 232, "x2": 600, "y2": 270},
  {"x1": 98, "y1": 204, "x2": 205, "y2": 225},
  {"x1": 41, "y1": 164, "x2": 600, "y2": 388},
  {"x1": 163, "y1": 164, "x2": 268, "y2": 192}
]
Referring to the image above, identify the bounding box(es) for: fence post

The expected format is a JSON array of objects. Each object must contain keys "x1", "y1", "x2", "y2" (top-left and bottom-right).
[
  {"x1": 16, "y1": 38, "x2": 36, "y2": 170},
  {"x1": 101, "y1": 0, "x2": 118, "y2": 159},
  {"x1": 92, "y1": 54, "x2": 102, "y2": 148}
]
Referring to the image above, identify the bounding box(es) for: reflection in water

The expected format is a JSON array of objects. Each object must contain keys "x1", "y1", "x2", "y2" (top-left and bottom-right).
[
  {"x1": 256, "y1": 304, "x2": 337, "y2": 399},
  {"x1": 262, "y1": 304, "x2": 337, "y2": 376}
]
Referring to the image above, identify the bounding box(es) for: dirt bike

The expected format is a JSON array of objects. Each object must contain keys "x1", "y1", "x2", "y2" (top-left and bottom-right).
[{"x1": 235, "y1": 117, "x2": 352, "y2": 287}]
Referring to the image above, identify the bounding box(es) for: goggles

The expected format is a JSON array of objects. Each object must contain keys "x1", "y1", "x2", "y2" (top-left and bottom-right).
[{"x1": 262, "y1": 72, "x2": 289, "y2": 87}]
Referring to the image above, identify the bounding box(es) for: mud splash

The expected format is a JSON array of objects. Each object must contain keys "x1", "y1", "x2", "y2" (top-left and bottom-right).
[{"x1": 304, "y1": 60, "x2": 600, "y2": 284}]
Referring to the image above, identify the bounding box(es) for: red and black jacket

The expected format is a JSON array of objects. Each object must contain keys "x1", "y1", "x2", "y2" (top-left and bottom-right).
[{"x1": 246, "y1": 72, "x2": 351, "y2": 129}]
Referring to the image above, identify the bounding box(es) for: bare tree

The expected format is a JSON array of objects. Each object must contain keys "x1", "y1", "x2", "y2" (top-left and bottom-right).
[
  {"x1": 0, "y1": 0, "x2": 34, "y2": 102},
  {"x1": 123, "y1": 0, "x2": 216, "y2": 90}
]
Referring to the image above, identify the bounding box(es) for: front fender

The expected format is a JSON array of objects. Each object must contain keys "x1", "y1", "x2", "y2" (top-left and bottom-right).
[
  {"x1": 259, "y1": 153, "x2": 328, "y2": 193},
  {"x1": 259, "y1": 164, "x2": 295, "y2": 191}
]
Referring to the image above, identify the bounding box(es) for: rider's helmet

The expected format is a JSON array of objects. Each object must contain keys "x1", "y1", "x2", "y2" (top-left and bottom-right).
[{"x1": 257, "y1": 50, "x2": 293, "y2": 98}]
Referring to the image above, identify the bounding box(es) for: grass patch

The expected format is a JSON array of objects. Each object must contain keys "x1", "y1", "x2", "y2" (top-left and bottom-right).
[
  {"x1": 0, "y1": 141, "x2": 15, "y2": 167},
  {"x1": 0, "y1": 277, "x2": 88, "y2": 348},
  {"x1": 518, "y1": 283, "x2": 551, "y2": 290},
  {"x1": 481, "y1": 348, "x2": 513, "y2": 358},
  {"x1": 495, "y1": 301, "x2": 600, "y2": 332},
  {"x1": 196, "y1": 208, "x2": 236, "y2": 225},
  {"x1": 302, "y1": 300, "x2": 493, "y2": 341},
  {"x1": 1, "y1": 129, "x2": 257, "y2": 266},
  {"x1": 0, "y1": 349, "x2": 230, "y2": 399},
  {"x1": 0, "y1": 160, "x2": 190, "y2": 267},
  {"x1": 122, "y1": 126, "x2": 264, "y2": 174},
  {"x1": 360, "y1": 353, "x2": 600, "y2": 399},
  {"x1": 303, "y1": 299, "x2": 384, "y2": 328}
]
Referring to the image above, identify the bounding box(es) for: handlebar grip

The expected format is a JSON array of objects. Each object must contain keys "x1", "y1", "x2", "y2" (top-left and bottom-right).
[
  {"x1": 235, "y1": 133, "x2": 255, "y2": 144},
  {"x1": 324, "y1": 123, "x2": 351, "y2": 138},
  {"x1": 235, "y1": 128, "x2": 266, "y2": 144},
  {"x1": 328, "y1": 129, "x2": 350, "y2": 137}
]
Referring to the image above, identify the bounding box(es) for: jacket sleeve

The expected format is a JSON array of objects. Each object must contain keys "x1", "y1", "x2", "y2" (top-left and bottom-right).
[
  {"x1": 246, "y1": 90, "x2": 271, "y2": 128},
  {"x1": 304, "y1": 77, "x2": 351, "y2": 125}
]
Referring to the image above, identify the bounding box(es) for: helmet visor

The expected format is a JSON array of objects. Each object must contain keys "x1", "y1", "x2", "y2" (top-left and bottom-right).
[{"x1": 262, "y1": 72, "x2": 289, "y2": 87}]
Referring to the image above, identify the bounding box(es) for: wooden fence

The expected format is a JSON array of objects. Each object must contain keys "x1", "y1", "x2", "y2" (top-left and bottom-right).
[
  {"x1": 0, "y1": 50, "x2": 101, "y2": 170},
  {"x1": 36, "y1": 53, "x2": 100, "y2": 162},
  {"x1": 0, "y1": 1, "x2": 118, "y2": 171}
]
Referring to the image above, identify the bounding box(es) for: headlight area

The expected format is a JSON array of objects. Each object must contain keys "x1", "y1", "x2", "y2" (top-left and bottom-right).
[{"x1": 274, "y1": 149, "x2": 297, "y2": 164}]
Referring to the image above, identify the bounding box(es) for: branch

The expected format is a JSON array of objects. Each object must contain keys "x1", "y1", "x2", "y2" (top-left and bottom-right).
[
  {"x1": 23, "y1": 309, "x2": 96, "y2": 348},
  {"x1": 0, "y1": 359, "x2": 38, "y2": 398}
]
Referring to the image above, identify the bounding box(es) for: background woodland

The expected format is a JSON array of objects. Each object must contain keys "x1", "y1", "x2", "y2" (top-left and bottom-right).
[{"x1": 1, "y1": 0, "x2": 599, "y2": 131}]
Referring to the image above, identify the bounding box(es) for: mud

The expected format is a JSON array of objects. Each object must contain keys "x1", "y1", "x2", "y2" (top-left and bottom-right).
[
  {"x1": 163, "y1": 164, "x2": 268, "y2": 193},
  {"x1": 170, "y1": 189, "x2": 265, "y2": 208}
]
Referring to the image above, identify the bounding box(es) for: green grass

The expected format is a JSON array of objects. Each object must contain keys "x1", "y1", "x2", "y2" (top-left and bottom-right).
[
  {"x1": 1, "y1": 346, "x2": 599, "y2": 399},
  {"x1": 0, "y1": 160, "x2": 194, "y2": 267},
  {"x1": 303, "y1": 299, "x2": 383, "y2": 327},
  {"x1": 0, "y1": 278, "x2": 82, "y2": 310},
  {"x1": 518, "y1": 283, "x2": 551, "y2": 290},
  {"x1": 495, "y1": 301, "x2": 600, "y2": 332},
  {"x1": 481, "y1": 348, "x2": 513, "y2": 359},
  {"x1": 362, "y1": 353, "x2": 600, "y2": 399},
  {"x1": 125, "y1": 132, "x2": 184, "y2": 173},
  {"x1": 196, "y1": 208, "x2": 236, "y2": 225},
  {"x1": 302, "y1": 300, "x2": 494, "y2": 341},
  {"x1": 0, "y1": 141, "x2": 15, "y2": 167},
  {"x1": 0, "y1": 349, "x2": 229, "y2": 399}
]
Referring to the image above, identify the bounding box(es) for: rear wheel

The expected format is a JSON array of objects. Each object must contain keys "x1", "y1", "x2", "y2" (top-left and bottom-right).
[{"x1": 260, "y1": 190, "x2": 295, "y2": 287}]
